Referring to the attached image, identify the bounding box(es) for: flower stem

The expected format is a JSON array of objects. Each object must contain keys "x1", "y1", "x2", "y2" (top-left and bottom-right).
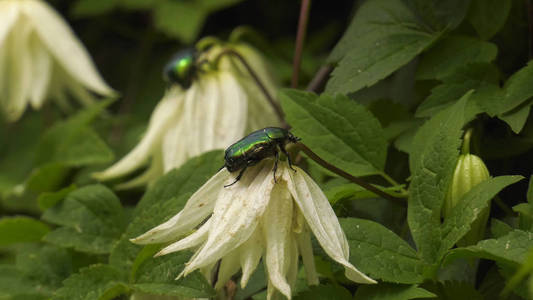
[
  {"x1": 306, "y1": 64, "x2": 333, "y2": 92},
  {"x1": 291, "y1": 0, "x2": 312, "y2": 88},
  {"x1": 297, "y1": 143, "x2": 407, "y2": 202},
  {"x1": 214, "y1": 49, "x2": 287, "y2": 128},
  {"x1": 462, "y1": 128, "x2": 473, "y2": 154}
]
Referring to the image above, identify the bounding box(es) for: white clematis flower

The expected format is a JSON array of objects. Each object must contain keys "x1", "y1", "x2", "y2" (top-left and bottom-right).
[
  {"x1": 0, "y1": 0, "x2": 114, "y2": 122},
  {"x1": 94, "y1": 43, "x2": 279, "y2": 189},
  {"x1": 131, "y1": 160, "x2": 376, "y2": 300}
]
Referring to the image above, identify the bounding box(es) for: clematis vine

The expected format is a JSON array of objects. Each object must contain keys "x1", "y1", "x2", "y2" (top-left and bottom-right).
[
  {"x1": 0, "y1": 0, "x2": 114, "y2": 122},
  {"x1": 94, "y1": 41, "x2": 280, "y2": 189},
  {"x1": 131, "y1": 159, "x2": 376, "y2": 300}
]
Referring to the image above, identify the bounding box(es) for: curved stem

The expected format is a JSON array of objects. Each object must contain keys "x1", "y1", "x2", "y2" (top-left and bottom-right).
[
  {"x1": 214, "y1": 49, "x2": 287, "y2": 128},
  {"x1": 297, "y1": 143, "x2": 406, "y2": 202},
  {"x1": 306, "y1": 64, "x2": 333, "y2": 92},
  {"x1": 291, "y1": 0, "x2": 311, "y2": 88}
]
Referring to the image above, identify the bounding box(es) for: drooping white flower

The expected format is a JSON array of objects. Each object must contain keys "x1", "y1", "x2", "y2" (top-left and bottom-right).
[
  {"x1": 131, "y1": 160, "x2": 376, "y2": 300},
  {"x1": 0, "y1": 0, "x2": 114, "y2": 122},
  {"x1": 93, "y1": 43, "x2": 279, "y2": 189}
]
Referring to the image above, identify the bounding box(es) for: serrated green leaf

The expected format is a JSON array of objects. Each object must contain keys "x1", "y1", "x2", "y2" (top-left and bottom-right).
[
  {"x1": 439, "y1": 176, "x2": 523, "y2": 258},
  {"x1": 408, "y1": 97, "x2": 467, "y2": 264},
  {"x1": 132, "y1": 251, "x2": 215, "y2": 298},
  {"x1": 293, "y1": 284, "x2": 351, "y2": 300},
  {"x1": 53, "y1": 264, "x2": 128, "y2": 300},
  {"x1": 354, "y1": 283, "x2": 435, "y2": 299},
  {"x1": 416, "y1": 36, "x2": 497, "y2": 80},
  {"x1": 0, "y1": 216, "x2": 49, "y2": 246},
  {"x1": 491, "y1": 219, "x2": 513, "y2": 238},
  {"x1": 404, "y1": 0, "x2": 471, "y2": 31},
  {"x1": 15, "y1": 245, "x2": 73, "y2": 293},
  {"x1": 110, "y1": 151, "x2": 222, "y2": 271},
  {"x1": 416, "y1": 63, "x2": 501, "y2": 118},
  {"x1": 35, "y1": 101, "x2": 114, "y2": 167},
  {"x1": 0, "y1": 265, "x2": 48, "y2": 299},
  {"x1": 326, "y1": 0, "x2": 442, "y2": 94},
  {"x1": 280, "y1": 90, "x2": 387, "y2": 177},
  {"x1": 468, "y1": 0, "x2": 512, "y2": 40},
  {"x1": 500, "y1": 61, "x2": 533, "y2": 114},
  {"x1": 445, "y1": 229, "x2": 533, "y2": 266},
  {"x1": 499, "y1": 101, "x2": 532, "y2": 134},
  {"x1": 37, "y1": 184, "x2": 77, "y2": 211},
  {"x1": 340, "y1": 218, "x2": 427, "y2": 284},
  {"x1": 42, "y1": 185, "x2": 126, "y2": 254}
]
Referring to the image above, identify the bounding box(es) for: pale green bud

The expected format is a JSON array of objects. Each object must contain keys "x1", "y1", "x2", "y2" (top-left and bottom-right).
[{"x1": 444, "y1": 153, "x2": 490, "y2": 246}]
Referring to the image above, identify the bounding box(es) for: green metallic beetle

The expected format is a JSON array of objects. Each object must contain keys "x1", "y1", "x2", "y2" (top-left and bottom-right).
[
  {"x1": 222, "y1": 127, "x2": 300, "y2": 187},
  {"x1": 163, "y1": 48, "x2": 198, "y2": 89}
]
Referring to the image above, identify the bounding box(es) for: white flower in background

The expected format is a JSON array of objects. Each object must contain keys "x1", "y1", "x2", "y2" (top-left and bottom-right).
[
  {"x1": 131, "y1": 160, "x2": 376, "y2": 300},
  {"x1": 0, "y1": 0, "x2": 115, "y2": 122},
  {"x1": 94, "y1": 42, "x2": 279, "y2": 189}
]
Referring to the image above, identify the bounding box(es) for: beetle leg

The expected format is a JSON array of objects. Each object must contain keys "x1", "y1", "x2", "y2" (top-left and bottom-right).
[
  {"x1": 224, "y1": 166, "x2": 247, "y2": 188},
  {"x1": 272, "y1": 150, "x2": 279, "y2": 183},
  {"x1": 280, "y1": 144, "x2": 297, "y2": 172}
]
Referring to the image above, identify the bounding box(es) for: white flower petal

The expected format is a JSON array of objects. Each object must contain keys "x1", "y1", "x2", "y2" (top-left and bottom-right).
[
  {"x1": 0, "y1": 2, "x2": 19, "y2": 47},
  {"x1": 239, "y1": 228, "x2": 264, "y2": 288},
  {"x1": 183, "y1": 161, "x2": 275, "y2": 273},
  {"x1": 215, "y1": 248, "x2": 241, "y2": 290},
  {"x1": 155, "y1": 218, "x2": 211, "y2": 256},
  {"x1": 3, "y1": 17, "x2": 32, "y2": 122},
  {"x1": 213, "y1": 71, "x2": 248, "y2": 147},
  {"x1": 162, "y1": 113, "x2": 187, "y2": 172},
  {"x1": 200, "y1": 74, "x2": 219, "y2": 150},
  {"x1": 94, "y1": 94, "x2": 183, "y2": 180},
  {"x1": 28, "y1": 36, "x2": 51, "y2": 109},
  {"x1": 115, "y1": 150, "x2": 164, "y2": 190},
  {"x1": 22, "y1": 0, "x2": 114, "y2": 96},
  {"x1": 285, "y1": 166, "x2": 376, "y2": 284},
  {"x1": 263, "y1": 181, "x2": 294, "y2": 300},
  {"x1": 131, "y1": 169, "x2": 227, "y2": 244},
  {"x1": 296, "y1": 224, "x2": 319, "y2": 285}
]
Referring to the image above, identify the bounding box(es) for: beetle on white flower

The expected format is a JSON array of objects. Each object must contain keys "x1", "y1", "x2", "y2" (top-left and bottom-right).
[
  {"x1": 0, "y1": 0, "x2": 114, "y2": 121},
  {"x1": 93, "y1": 41, "x2": 280, "y2": 189},
  {"x1": 131, "y1": 159, "x2": 376, "y2": 300}
]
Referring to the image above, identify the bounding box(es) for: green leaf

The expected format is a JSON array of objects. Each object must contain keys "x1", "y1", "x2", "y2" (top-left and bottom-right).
[
  {"x1": 326, "y1": 0, "x2": 442, "y2": 94},
  {"x1": 439, "y1": 176, "x2": 523, "y2": 258},
  {"x1": 71, "y1": 0, "x2": 118, "y2": 17},
  {"x1": 293, "y1": 284, "x2": 351, "y2": 300},
  {"x1": 42, "y1": 185, "x2": 126, "y2": 254},
  {"x1": 416, "y1": 63, "x2": 501, "y2": 118},
  {"x1": 132, "y1": 251, "x2": 215, "y2": 298},
  {"x1": 53, "y1": 264, "x2": 128, "y2": 300},
  {"x1": 25, "y1": 162, "x2": 70, "y2": 193},
  {"x1": 445, "y1": 229, "x2": 533, "y2": 266},
  {"x1": 408, "y1": 97, "x2": 467, "y2": 263},
  {"x1": 35, "y1": 101, "x2": 114, "y2": 167},
  {"x1": 404, "y1": 0, "x2": 471, "y2": 30},
  {"x1": 468, "y1": 0, "x2": 512, "y2": 40},
  {"x1": 110, "y1": 151, "x2": 222, "y2": 271},
  {"x1": 500, "y1": 61, "x2": 533, "y2": 114},
  {"x1": 340, "y1": 218, "x2": 428, "y2": 284},
  {"x1": 0, "y1": 216, "x2": 50, "y2": 246},
  {"x1": 416, "y1": 36, "x2": 497, "y2": 80},
  {"x1": 280, "y1": 90, "x2": 388, "y2": 177},
  {"x1": 423, "y1": 281, "x2": 482, "y2": 300},
  {"x1": 153, "y1": 1, "x2": 206, "y2": 43},
  {"x1": 353, "y1": 283, "x2": 435, "y2": 300},
  {"x1": 37, "y1": 184, "x2": 77, "y2": 211},
  {"x1": 0, "y1": 265, "x2": 48, "y2": 299},
  {"x1": 499, "y1": 101, "x2": 532, "y2": 134},
  {"x1": 16, "y1": 245, "x2": 73, "y2": 293}
]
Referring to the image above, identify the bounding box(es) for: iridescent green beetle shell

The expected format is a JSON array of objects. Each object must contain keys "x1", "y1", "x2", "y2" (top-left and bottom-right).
[{"x1": 163, "y1": 48, "x2": 197, "y2": 89}]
